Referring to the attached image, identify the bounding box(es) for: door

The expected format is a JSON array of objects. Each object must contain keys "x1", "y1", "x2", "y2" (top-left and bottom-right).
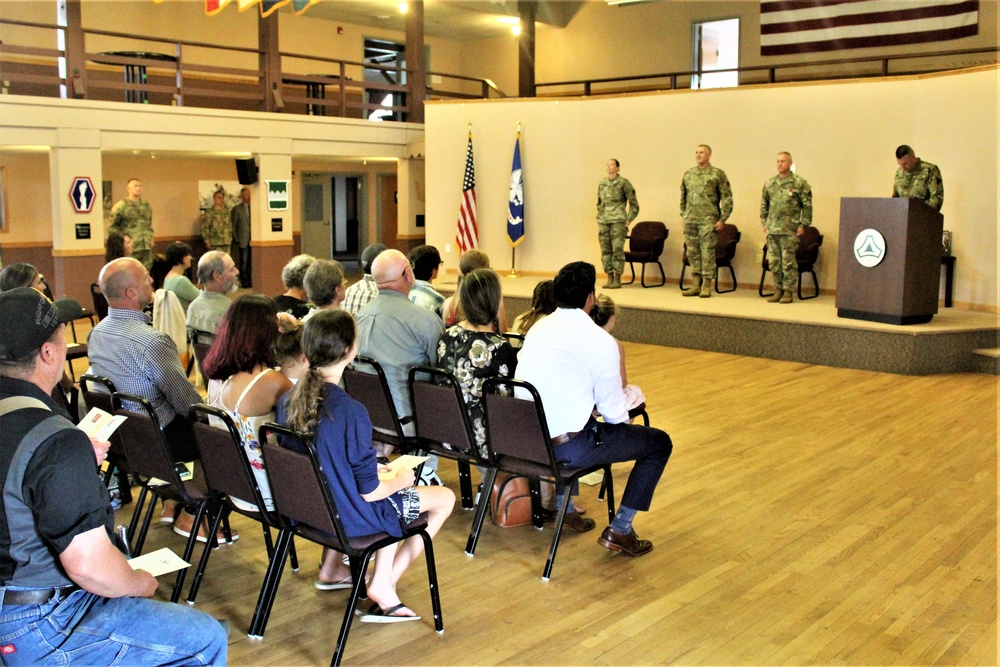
[
  {"x1": 379, "y1": 174, "x2": 398, "y2": 250},
  {"x1": 301, "y1": 173, "x2": 331, "y2": 258}
]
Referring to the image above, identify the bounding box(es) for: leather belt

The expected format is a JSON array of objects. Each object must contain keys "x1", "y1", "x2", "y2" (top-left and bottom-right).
[
  {"x1": 0, "y1": 585, "x2": 79, "y2": 605},
  {"x1": 550, "y1": 430, "x2": 581, "y2": 446}
]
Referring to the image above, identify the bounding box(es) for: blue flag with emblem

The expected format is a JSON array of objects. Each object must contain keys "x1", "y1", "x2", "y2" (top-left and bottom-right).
[{"x1": 507, "y1": 132, "x2": 524, "y2": 247}]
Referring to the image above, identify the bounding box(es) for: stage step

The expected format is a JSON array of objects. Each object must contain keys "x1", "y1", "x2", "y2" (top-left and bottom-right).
[{"x1": 971, "y1": 348, "x2": 1000, "y2": 375}]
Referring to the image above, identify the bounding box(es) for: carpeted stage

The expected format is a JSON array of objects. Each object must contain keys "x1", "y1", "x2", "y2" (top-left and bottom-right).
[{"x1": 438, "y1": 275, "x2": 999, "y2": 376}]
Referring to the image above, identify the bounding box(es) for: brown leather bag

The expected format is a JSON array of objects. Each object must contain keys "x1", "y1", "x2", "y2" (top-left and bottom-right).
[{"x1": 489, "y1": 472, "x2": 533, "y2": 528}]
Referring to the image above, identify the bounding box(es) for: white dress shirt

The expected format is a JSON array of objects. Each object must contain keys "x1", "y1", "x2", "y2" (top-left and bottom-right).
[{"x1": 515, "y1": 307, "x2": 628, "y2": 436}]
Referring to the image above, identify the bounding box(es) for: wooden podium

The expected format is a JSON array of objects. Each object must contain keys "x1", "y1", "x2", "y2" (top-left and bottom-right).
[{"x1": 836, "y1": 197, "x2": 944, "y2": 325}]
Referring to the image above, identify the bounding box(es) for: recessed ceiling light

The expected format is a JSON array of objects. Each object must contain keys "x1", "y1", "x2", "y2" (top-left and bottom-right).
[{"x1": 498, "y1": 16, "x2": 519, "y2": 25}]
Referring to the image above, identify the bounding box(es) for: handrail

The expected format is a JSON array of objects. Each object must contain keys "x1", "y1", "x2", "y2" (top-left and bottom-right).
[
  {"x1": 537, "y1": 47, "x2": 1000, "y2": 95},
  {"x1": 83, "y1": 27, "x2": 264, "y2": 55}
]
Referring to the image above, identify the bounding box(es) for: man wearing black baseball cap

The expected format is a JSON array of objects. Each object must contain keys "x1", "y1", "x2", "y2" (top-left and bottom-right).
[{"x1": 0, "y1": 287, "x2": 227, "y2": 664}]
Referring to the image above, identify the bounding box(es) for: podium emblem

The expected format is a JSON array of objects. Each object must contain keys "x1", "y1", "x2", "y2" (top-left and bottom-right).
[{"x1": 853, "y1": 229, "x2": 886, "y2": 268}]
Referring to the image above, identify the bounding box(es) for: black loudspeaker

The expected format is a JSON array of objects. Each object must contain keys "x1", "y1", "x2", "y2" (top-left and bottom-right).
[{"x1": 236, "y1": 158, "x2": 258, "y2": 185}]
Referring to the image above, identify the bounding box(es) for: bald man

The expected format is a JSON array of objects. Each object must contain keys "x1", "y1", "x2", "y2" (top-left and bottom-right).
[
  {"x1": 88, "y1": 258, "x2": 201, "y2": 463},
  {"x1": 355, "y1": 249, "x2": 444, "y2": 478}
]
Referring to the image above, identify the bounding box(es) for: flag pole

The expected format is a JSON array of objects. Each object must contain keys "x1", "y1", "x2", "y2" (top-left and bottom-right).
[{"x1": 509, "y1": 121, "x2": 521, "y2": 278}]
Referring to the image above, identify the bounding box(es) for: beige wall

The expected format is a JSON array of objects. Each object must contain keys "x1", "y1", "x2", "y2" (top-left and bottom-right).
[
  {"x1": 424, "y1": 67, "x2": 999, "y2": 310},
  {"x1": 0, "y1": 151, "x2": 52, "y2": 244}
]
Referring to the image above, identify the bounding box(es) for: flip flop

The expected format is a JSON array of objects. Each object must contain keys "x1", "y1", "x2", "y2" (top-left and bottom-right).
[
  {"x1": 314, "y1": 576, "x2": 354, "y2": 591},
  {"x1": 360, "y1": 603, "x2": 420, "y2": 624}
]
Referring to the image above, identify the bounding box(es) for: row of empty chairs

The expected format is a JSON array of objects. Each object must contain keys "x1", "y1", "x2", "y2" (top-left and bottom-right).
[{"x1": 622, "y1": 220, "x2": 823, "y2": 295}]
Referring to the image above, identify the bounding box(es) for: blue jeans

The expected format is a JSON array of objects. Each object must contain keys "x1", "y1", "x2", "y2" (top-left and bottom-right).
[
  {"x1": 0, "y1": 588, "x2": 227, "y2": 665},
  {"x1": 554, "y1": 416, "x2": 672, "y2": 512}
]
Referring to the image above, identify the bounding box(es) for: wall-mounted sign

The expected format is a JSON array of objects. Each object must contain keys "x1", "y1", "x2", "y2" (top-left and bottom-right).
[
  {"x1": 271, "y1": 218, "x2": 283, "y2": 232},
  {"x1": 75, "y1": 223, "x2": 91, "y2": 240},
  {"x1": 267, "y1": 180, "x2": 288, "y2": 211},
  {"x1": 69, "y1": 176, "x2": 96, "y2": 213}
]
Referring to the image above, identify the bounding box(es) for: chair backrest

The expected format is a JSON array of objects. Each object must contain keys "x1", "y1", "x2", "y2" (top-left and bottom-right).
[
  {"x1": 407, "y1": 366, "x2": 478, "y2": 459},
  {"x1": 90, "y1": 283, "x2": 109, "y2": 321},
  {"x1": 797, "y1": 227, "x2": 824, "y2": 267},
  {"x1": 482, "y1": 377, "x2": 558, "y2": 472},
  {"x1": 112, "y1": 391, "x2": 184, "y2": 491},
  {"x1": 715, "y1": 223, "x2": 741, "y2": 265},
  {"x1": 501, "y1": 332, "x2": 525, "y2": 350},
  {"x1": 628, "y1": 221, "x2": 668, "y2": 258},
  {"x1": 258, "y1": 423, "x2": 350, "y2": 549},
  {"x1": 80, "y1": 373, "x2": 116, "y2": 414},
  {"x1": 342, "y1": 356, "x2": 405, "y2": 440},
  {"x1": 190, "y1": 404, "x2": 271, "y2": 520}
]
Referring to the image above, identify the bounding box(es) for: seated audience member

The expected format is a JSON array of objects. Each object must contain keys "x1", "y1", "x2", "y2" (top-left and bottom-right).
[
  {"x1": 302, "y1": 259, "x2": 346, "y2": 320},
  {"x1": 278, "y1": 310, "x2": 454, "y2": 611},
  {"x1": 437, "y1": 269, "x2": 516, "y2": 459},
  {"x1": 275, "y1": 254, "x2": 317, "y2": 320},
  {"x1": 441, "y1": 249, "x2": 488, "y2": 326},
  {"x1": 0, "y1": 287, "x2": 228, "y2": 665},
  {"x1": 516, "y1": 261, "x2": 672, "y2": 556},
  {"x1": 203, "y1": 294, "x2": 292, "y2": 513},
  {"x1": 104, "y1": 232, "x2": 133, "y2": 263},
  {"x1": 511, "y1": 279, "x2": 556, "y2": 335},
  {"x1": 356, "y1": 250, "x2": 444, "y2": 477},
  {"x1": 344, "y1": 243, "x2": 386, "y2": 316},
  {"x1": 407, "y1": 245, "x2": 445, "y2": 316},
  {"x1": 162, "y1": 242, "x2": 200, "y2": 313},
  {"x1": 186, "y1": 250, "x2": 239, "y2": 336},
  {"x1": 589, "y1": 294, "x2": 645, "y2": 411},
  {"x1": 275, "y1": 328, "x2": 308, "y2": 383},
  {"x1": 88, "y1": 258, "x2": 227, "y2": 541},
  {"x1": 0, "y1": 262, "x2": 47, "y2": 295}
]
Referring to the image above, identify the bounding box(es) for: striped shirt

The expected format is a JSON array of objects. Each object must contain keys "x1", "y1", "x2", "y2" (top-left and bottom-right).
[
  {"x1": 342, "y1": 274, "x2": 379, "y2": 317},
  {"x1": 88, "y1": 307, "x2": 201, "y2": 427}
]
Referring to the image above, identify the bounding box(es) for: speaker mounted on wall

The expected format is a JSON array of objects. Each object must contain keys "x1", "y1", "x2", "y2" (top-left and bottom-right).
[{"x1": 236, "y1": 158, "x2": 258, "y2": 185}]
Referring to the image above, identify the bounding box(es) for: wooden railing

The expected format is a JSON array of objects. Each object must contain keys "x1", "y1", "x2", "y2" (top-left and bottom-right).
[
  {"x1": 536, "y1": 47, "x2": 1000, "y2": 96},
  {"x1": 0, "y1": 18, "x2": 505, "y2": 120}
]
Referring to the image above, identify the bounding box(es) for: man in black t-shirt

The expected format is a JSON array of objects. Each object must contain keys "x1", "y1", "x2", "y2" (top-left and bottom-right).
[{"x1": 0, "y1": 287, "x2": 227, "y2": 665}]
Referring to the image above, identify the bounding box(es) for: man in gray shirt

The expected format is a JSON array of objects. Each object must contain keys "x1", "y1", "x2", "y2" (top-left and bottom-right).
[{"x1": 186, "y1": 251, "x2": 239, "y2": 336}]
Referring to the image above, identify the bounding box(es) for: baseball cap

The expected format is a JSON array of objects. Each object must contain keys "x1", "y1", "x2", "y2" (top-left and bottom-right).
[
  {"x1": 0, "y1": 287, "x2": 78, "y2": 360},
  {"x1": 360, "y1": 243, "x2": 388, "y2": 272}
]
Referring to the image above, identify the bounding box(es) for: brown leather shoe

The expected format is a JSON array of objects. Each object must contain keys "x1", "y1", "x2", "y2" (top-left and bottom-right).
[
  {"x1": 561, "y1": 510, "x2": 596, "y2": 533},
  {"x1": 597, "y1": 526, "x2": 653, "y2": 556}
]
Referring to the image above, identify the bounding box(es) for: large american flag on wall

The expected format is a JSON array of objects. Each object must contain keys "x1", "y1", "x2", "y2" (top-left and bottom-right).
[{"x1": 760, "y1": 0, "x2": 980, "y2": 56}]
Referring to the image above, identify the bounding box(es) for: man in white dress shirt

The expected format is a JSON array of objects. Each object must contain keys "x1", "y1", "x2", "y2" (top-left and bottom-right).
[{"x1": 516, "y1": 261, "x2": 672, "y2": 556}]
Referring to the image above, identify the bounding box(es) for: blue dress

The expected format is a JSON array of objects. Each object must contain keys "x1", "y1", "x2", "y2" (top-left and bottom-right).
[{"x1": 277, "y1": 383, "x2": 405, "y2": 538}]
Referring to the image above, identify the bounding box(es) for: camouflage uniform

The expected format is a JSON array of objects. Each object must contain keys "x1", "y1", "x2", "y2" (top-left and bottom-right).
[
  {"x1": 200, "y1": 205, "x2": 232, "y2": 250},
  {"x1": 596, "y1": 175, "x2": 639, "y2": 275},
  {"x1": 892, "y1": 159, "x2": 943, "y2": 212},
  {"x1": 680, "y1": 165, "x2": 733, "y2": 279},
  {"x1": 761, "y1": 173, "x2": 812, "y2": 293},
  {"x1": 109, "y1": 198, "x2": 154, "y2": 269}
]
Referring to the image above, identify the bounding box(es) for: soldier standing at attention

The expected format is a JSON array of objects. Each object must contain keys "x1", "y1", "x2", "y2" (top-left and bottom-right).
[
  {"x1": 109, "y1": 178, "x2": 154, "y2": 270},
  {"x1": 680, "y1": 145, "x2": 733, "y2": 298},
  {"x1": 892, "y1": 145, "x2": 943, "y2": 212},
  {"x1": 200, "y1": 189, "x2": 232, "y2": 252},
  {"x1": 760, "y1": 151, "x2": 812, "y2": 304},
  {"x1": 596, "y1": 158, "x2": 639, "y2": 290}
]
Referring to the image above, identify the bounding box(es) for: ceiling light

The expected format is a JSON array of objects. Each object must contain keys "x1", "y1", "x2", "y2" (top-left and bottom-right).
[
  {"x1": 511, "y1": 24, "x2": 521, "y2": 36},
  {"x1": 497, "y1": 16, "x2": 519, "y2": 25},
  {"x1": 398, "y1": 3, "x2": 407, "y2": 14}
]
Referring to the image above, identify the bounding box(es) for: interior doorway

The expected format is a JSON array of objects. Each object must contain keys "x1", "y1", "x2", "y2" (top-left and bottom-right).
[
  {"x1": 693, "y1": 18, "x2": 739, "y2": 89},
  {"x1": 300, "y1": 172, "x2": 365, "y2": 261}
]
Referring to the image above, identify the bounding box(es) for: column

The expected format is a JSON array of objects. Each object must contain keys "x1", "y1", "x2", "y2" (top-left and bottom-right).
[
  {"x1": 254, "y1": 142, "x2": 294, "y2": 296},
  {"x1": 405, "y1": 0, "x2": 426, "y2": 123}
]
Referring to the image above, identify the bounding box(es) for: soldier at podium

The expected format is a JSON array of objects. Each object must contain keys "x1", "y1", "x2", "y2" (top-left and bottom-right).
[{"x1": 892, "y1": 145, "x2": 943, "y2": 212}]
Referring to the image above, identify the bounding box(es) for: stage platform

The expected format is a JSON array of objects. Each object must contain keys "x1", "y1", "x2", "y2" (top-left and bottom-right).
[{"x1": 438, "y1": 275, "x2": 999, "y2": 376}]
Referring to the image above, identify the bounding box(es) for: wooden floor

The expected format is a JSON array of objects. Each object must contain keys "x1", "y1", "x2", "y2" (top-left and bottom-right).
[{"x1": 109, "y1": 342, "x2": 998, "y2": 666}]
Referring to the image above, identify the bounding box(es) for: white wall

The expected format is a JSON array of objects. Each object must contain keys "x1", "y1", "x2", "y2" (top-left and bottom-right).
[{"x1": 424, "y1": 67, "x2": 999, "y2": 311}]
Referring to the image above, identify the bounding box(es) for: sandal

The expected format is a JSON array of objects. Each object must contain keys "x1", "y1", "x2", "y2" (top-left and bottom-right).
[
  {"x1": 314, "y1": 575, "x2": 355, "y2": 591},
  {"x1": 360, "y1": 603, "x2": 420, "y2": 624}
]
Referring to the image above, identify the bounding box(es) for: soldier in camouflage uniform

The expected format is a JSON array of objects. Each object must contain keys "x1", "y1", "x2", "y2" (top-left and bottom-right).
[
  {"x1": 109, "y1": 178, "x2": 154, "y2": 270},
  {"x1": 596, "y1": 158, "x2": 639, "y2": 289},
  {"x1": 200, "y1": 190, "x2": 232, "y2": 251},
  {"x1": 680, "y1": 145, "x2": 733, "y2": 298},
  {"x1": 892, "y1": 145, "x2": 943, "y2": 212},
  {"x1": 760, "y1": 152, "x2": 812, "y2": 304}
]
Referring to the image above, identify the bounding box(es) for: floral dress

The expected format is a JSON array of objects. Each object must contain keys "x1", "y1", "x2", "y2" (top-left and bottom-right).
[{"x1": 437, "y1": 325, "x2": 517, "y2": 458}]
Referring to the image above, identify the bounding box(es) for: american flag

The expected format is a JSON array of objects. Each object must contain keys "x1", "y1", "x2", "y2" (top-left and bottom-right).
[
  {"x1": 456, "y1": 133, "x2": 479, "y2": 253},
  {"x1": 761, "y1": 0, "x2": 980, "y2": 56}
]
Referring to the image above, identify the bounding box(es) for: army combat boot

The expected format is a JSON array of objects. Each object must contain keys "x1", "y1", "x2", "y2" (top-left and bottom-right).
[
  {"x1": 767, "y1": 290, "x2": 783, "y2": 303},
  {"x1": 779, "y1": 290, "x2": 793, "y2": 304},
  {"x1": 607, "y1": 272, "x2": 622, "y2": 289},
  {"x1": 681, "y1": 276, "x2": 701, "y2": 297},
  {"x1": 699, "y1": 278, "x2": 713, "y2": 298},
  {"x1": 602, "y1": 273, "x2": 615, "y2": 289}
]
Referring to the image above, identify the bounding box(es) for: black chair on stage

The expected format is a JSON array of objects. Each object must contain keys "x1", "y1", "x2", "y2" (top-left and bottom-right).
[
  {"x1": 758, "y1": 226, "x2": 824, "y2": 300},
  {"x1": 679, "y1": 222, "x2": 742, "y2": 293},
  {"x1": 623, "y1": 221, "x2": 668, "y2": 288},
  {"x1": 257, "y1": 423, "x2": 443, "y2": 667},
  {"x1": 465, "y1": 377, "x2": 616, "y2": 581}
]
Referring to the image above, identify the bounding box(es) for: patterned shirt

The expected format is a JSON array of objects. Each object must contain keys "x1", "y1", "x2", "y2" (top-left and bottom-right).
[
  {"x1": 596, "y1": 175, "x2": 639, "y2": 224},
  {"x1": 680, "y1": 165, "x2": 734, "y2": 223},
  {"x1": 893, "y1": 159, "x2": 944, "y2": 212},
  {"x1": 200, "y1": 205, "x2": 232, "y2": 249},
  {"x1": 760, "y1": 173, "x2": 813, "y2": 235},
  {"x1": 88, "y1": 307, "x2": 201, "y2": 427},
  {"x1": 343, "y1": 274, "x2": 379, "y2": 316},
  {"x1": 409, "y1": 280, "x2": 445, "y2": 317},
  {"x1": 109, "y1": 198, "x2": 153, "y2": 254}
]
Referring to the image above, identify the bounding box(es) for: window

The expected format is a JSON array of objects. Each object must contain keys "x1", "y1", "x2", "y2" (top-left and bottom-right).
[
  {"x1": 363, "y1": 39, "x2": 406, "y2": 122},
  {"x1": 693, "y1": 18, "x2": 739, "y2": 89}
]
